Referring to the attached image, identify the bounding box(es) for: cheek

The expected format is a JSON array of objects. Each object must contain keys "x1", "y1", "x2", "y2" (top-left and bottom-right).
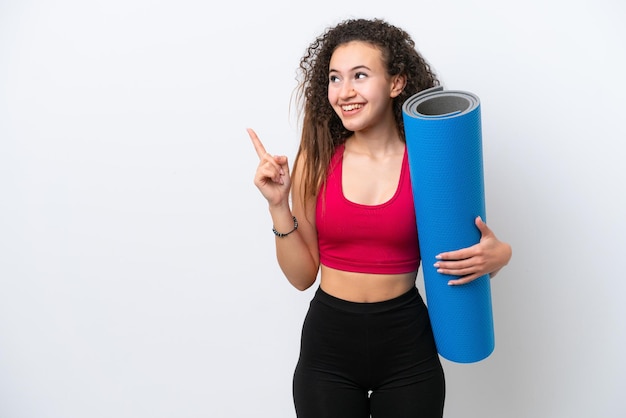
[
  {"x1": 327, "y1": 88, "x2": 342, "y2": 115},
  {"x1": 327, "y1": 86, "x2": 336, "y2": 104}
]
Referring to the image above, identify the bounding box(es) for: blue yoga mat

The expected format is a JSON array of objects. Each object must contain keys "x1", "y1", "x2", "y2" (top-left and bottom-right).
[{"x1": 402, "y1": 86, "x2": 494, "y2": 363}]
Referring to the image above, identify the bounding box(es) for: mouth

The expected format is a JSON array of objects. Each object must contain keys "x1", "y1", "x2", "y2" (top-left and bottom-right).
[{"x1": 341, "y1": 103, "x2": 363, "y2": 112}]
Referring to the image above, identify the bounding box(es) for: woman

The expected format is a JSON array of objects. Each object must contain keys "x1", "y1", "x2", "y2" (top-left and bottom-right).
[{"x1": 248, "y1": 18, "x2": 511, "y2": 418}]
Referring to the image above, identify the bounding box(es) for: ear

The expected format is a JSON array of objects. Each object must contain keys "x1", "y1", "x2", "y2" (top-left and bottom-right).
[{"x1": 390, "y1": 74, "x2": 407, "y2": 98}]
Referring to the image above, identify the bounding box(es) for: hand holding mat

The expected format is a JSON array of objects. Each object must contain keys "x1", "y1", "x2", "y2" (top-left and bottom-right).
[{"x1": 402, "y1": 86, "x2": 495, "y2": 363}]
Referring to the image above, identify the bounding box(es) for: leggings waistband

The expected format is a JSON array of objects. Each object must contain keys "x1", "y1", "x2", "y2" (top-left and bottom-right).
[{"x1": 313, "y1": 286, "x2": 421, "y2": 314}]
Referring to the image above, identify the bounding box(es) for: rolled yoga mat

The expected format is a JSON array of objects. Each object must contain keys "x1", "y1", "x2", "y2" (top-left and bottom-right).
[{"x1": 402, "y1": 86, "x2": 494, "y2": 363}]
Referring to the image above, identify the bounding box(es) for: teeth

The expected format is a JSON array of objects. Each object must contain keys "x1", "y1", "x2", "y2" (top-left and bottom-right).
[{"x1": 342, "y1": 104, "x2": 362, "y2": 111}]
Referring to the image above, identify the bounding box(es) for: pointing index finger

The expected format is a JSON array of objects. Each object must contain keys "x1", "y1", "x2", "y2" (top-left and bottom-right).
[{"x1": 247, "y1": 128, "x2": 268, "y2": 159}]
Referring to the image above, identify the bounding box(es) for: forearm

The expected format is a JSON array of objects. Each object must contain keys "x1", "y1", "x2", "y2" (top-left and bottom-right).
[{"x1": 269, "y1": 205, "x2": 319, "y2": 291}]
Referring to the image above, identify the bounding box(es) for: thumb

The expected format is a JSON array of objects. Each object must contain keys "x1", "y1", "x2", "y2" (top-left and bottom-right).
[
  {"x1": 475, "y1": 216, "x2": 493, "y2": 237},
  {"x1": 273, "y1": 154, "x2": 288, "y2": 165}
]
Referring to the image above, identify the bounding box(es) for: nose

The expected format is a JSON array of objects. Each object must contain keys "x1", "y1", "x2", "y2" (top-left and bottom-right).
[{"x1": 339, "y1": 80, "x2": 356, "y2": 99}]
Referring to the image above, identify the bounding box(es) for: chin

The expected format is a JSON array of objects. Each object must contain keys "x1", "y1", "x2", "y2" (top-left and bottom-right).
[{"x1": 340, "y1": 119, "x2": 365, "y2": 132}]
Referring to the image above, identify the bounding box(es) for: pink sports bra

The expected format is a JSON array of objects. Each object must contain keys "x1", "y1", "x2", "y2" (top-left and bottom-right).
[{"x1": 316, "y1": 144, "x2": 421, "y2": 274}]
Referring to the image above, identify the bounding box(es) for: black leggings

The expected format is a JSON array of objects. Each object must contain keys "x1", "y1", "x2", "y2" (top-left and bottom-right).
[{"x1": 293, "y1": 286, "x2": 445, "y2": 418}]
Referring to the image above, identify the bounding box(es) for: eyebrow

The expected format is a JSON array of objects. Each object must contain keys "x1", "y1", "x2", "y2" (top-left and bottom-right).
[{"x1": 328, "y1": 65, "x2": 372, "y2": 73}]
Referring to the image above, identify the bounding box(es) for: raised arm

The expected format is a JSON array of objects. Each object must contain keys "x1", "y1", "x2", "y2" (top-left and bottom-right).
[{"x1": 248, "y1": 128, "x2": 320, "y2": 290}]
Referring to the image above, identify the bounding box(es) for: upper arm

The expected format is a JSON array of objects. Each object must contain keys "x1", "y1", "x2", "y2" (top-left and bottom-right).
[{"x1": 291, "y1": 154, "x2": 320, "y2": 271}]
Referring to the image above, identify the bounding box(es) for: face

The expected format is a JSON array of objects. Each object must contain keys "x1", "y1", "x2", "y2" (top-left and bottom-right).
[{"x1": 327, "y1": 41, "x2": 405, "y2": 133}]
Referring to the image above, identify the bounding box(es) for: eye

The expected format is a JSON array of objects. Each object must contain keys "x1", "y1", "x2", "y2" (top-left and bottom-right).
[
  {"x1": 329, "y1": 74, "x2": 340, "y2": 83},
  {"x1": 355, "y1": 72, "x2": 367, "y2": 79}
]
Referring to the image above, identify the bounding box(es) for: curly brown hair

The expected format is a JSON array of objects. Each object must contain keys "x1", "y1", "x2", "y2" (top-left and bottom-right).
[{"x1": 292, "y1": 18, "x2": 439, "y2": 204}]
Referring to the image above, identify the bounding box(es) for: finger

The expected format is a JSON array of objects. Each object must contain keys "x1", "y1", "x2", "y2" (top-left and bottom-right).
[
  {"x1": 256, "y1": 163, "x2": 282, "y2": 184},
  {"x1": 436, "y1": 246, "x2": 475, "y2": 261},
  {"x1": 447, "y1": 273, "x2": 481, "y2": 286},
  {"x1": 247, "y1": 128, "x2": 268, "y2": 159},
  {"x1": 259, "y1": 155, "x2": 286, "y2": 183},
  {"x1": 475, "y1": 216, "x2": 492, "y2": 235},
  {"x1": 434, "y1": 257, "x2": 474, "y2": 270}
]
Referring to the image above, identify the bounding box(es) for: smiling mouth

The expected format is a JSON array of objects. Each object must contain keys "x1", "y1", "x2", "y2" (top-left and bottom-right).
[{"x1": 341, "y1": 104, "x2": 363, "y2": 111}]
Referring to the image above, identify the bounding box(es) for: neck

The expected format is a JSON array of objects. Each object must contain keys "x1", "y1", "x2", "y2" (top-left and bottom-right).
[{"x1": 348, "y1": 127, "x2": 404, "y2": 157}]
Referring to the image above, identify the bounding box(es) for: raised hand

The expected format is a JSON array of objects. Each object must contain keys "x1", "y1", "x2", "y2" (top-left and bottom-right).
[{"x1": 247, "y1": 128, "x2": 292, "y2": 208}]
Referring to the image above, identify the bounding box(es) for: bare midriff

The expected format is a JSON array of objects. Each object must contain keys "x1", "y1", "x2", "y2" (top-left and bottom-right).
[{"x1": 319, "y1": 264, "x2": 418, "y2": 303}]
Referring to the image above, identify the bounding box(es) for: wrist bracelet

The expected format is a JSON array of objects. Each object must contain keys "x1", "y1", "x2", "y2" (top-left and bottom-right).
[{"x1": 273, "y1": 216, "x2": 298, "y2": 237}]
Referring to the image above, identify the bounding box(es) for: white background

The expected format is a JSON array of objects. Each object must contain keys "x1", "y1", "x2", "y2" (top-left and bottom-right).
[{"x1": 1, "y1": 0, "x2": 625, "y2": 417}]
